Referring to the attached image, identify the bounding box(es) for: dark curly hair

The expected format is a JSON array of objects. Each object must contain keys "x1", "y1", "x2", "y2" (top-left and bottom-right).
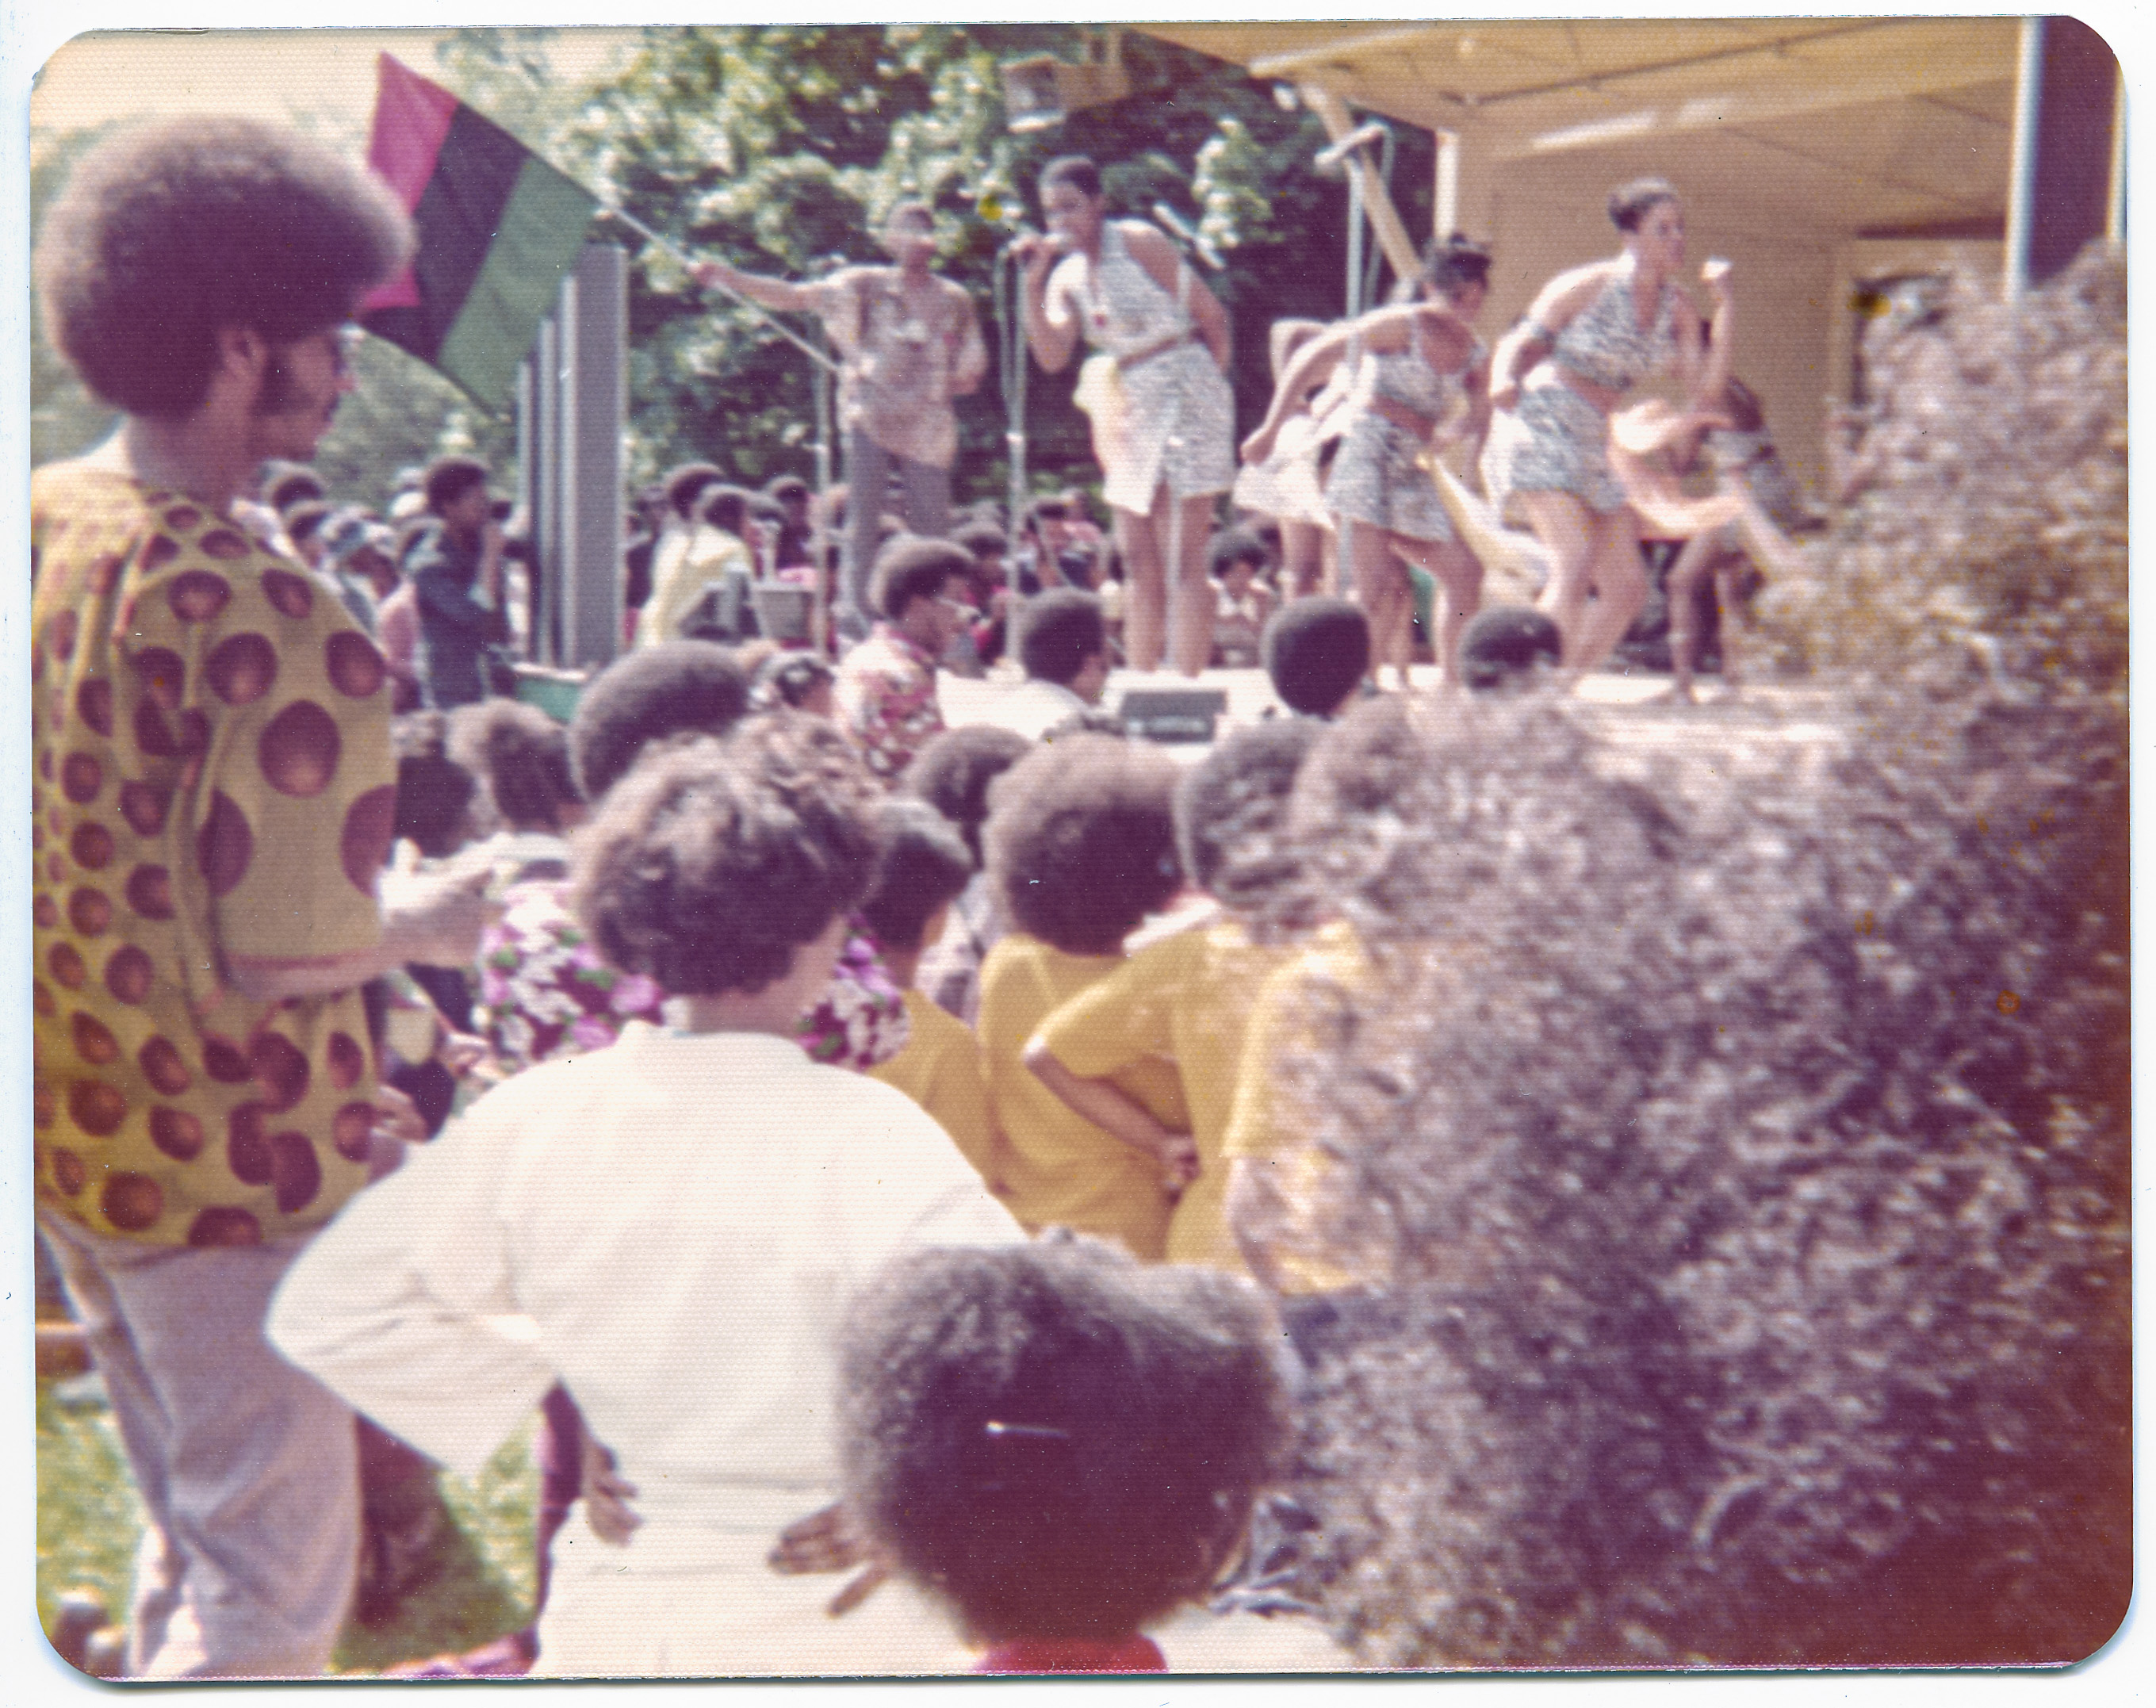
[
  {"x1": 1254, "y1": 687, "x2": 2128, "y2": 1668},
  {"x1": 871, "y1": 537, "x2": 971, "y2": 622},
  {"x1": 837, "y1": 1235, "x2": 1287, "y2": 1644},
  {"x1": 858, "y1": 797, "x2": 975, "y2": 955},
  {"x1": 423, "y1": 455, "x2": 491, "y2": 516},
  {"x1": 568, "y1": 641, "x2": 751, "y2": 802},
  {"x1": 35, "y1": 116, "x2": 412, "y2": 419},
  {"x1": 662, "y1": 461, "x2": 725, "y2": 520},
  {"x1": 388, "y1": 710, "x2": 475, "y2": 860},
  {"x1": 1013, "y1": 588, "x2": 1106, "y2": 687},
  {"x1": 1174, "y1": 718, "x2": 1319, "y2": 920},
  {"x1": 984, "y1": 734, "x2": 1181, "y2": 955},
  {"x1": 1205, "y1": 527, "x2": 1270, "y2": 580},
  {"x1": 448, "y1": 699, "x2": 580, "y2": 833},
  {"x1": 1425, "y1": 231, "x2": 1493, "y2": 297},
  {"x1": 570, "y1": 714, "x2": 881, "y2": 998},
  {"x1": 898, "y1": 724, "x2": 1033, "y2": 866},
  {"x1": 1262, "y1": 597, "x2": 1369, "y2": 718}
]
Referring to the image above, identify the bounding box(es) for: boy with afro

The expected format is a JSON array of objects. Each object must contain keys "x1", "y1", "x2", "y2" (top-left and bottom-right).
[
  {"x1": 862, "y1": 797, "x2": 998, "y2": 1181},
  {"x1": 976, "y1": 734, "x2": 1191, "y2": 1258},
  {"x1": 1023, "y1": 719, "x2": 1321, "y2": 1272}
]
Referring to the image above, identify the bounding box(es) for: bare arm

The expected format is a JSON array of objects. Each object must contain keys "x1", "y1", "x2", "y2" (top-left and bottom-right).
[
  {"x1": 1022, "y1": 1038, "x2": 1198, "y2": 1189},
  {"x1": 1014, "y1": 239, "x2": 1080, "y2": 373},
  {"x1": 691, "y1": 257, "x2": 821, "y2": 316},
  {"x1": 1242, "y1": 321, "x2": 1355, "y2": 463},
  {"x1": 225, "y1": 864, "x2": 493, "y2": 1004},
  {"x1": 1489, "y1": 262, "x2": 1608, "y2": 411},
  {"x1": 948, "y1": 289, "x2": 988, "y2": 396},
  {"x1": 1678, "y1": 259, "x2": 1735, "y2": 411}
]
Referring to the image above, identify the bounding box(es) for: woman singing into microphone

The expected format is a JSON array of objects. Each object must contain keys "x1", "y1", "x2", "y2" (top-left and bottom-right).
[{"x1": 1015, "y1": 156, "x2": 1235, "y2": 676}]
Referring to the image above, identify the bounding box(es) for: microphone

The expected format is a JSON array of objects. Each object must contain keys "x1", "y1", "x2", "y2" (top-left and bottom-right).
[
  {"x1": 1314, "y1": 121, "x2": 1391, "y2": 174},
  {"x1": 1151, "y1": 202, "x2": 1223, "y2": 271}
]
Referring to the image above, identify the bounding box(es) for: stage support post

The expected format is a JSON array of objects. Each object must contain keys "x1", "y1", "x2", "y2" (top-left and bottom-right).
[
  {"x1": 523, "y1": 243, "x2": 626, "y2": 672},
  {"x1": 560, "y1": 243, "x2": 627, "y2": 670},
  {"x1": 2005, "y1": 16, "x2": 2120, "y2": 299}
]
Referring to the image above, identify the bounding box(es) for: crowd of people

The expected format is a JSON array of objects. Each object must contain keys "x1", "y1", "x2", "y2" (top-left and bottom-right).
[{"x1": 31, "y1": 109, "x2": 2123, "y2": 1684}]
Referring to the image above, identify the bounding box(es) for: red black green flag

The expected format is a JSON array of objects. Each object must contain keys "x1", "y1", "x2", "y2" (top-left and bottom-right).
[{"x1": 359, "y1": 55, "x2": 598, "y2": 409}]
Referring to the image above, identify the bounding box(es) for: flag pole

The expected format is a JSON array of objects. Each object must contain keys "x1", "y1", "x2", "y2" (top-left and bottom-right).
[{"x1": 596, "y1": 202, "x2": 841, "y2": 377}]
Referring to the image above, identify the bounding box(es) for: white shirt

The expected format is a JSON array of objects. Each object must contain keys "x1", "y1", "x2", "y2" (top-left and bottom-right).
[
  {"x1": 972, "y1": 676, "x2": 1093, "y2": 743},
  {"x1": 269, "y1": 1023, "x2": 1023, "y2": 1488}
]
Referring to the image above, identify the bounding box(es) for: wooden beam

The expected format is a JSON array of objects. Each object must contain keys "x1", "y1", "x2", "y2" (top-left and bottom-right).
[
  {"x1": 1465, "y1": 18, "x2": 2017, "y2": 163},
  {"x1": 1298, "y1": 82, "x2": 1424, "y2": 288},
  {"x1": 1249, "y1": 23, "x2": 1448, "y2": 82}
]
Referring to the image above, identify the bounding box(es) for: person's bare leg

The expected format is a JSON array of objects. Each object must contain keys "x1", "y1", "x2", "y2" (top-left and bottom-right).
[
  {"x1": 1166, "y1": 492, "x2": 1218, "y2": 677},
  {"x1": 1114, "y1": 500, "x2": 1168, "y2": 672},
  {"x1": 1344, "y1": 523, "x2": 1404, "y2": 685},
  {"x1": 1713, "y1": 552, "x2": 1747, "y2": 696},
  {"x1": 1568, "y1": 511, "x2": 1650, "y2": 675},
  {"x1": 1663, "y1": 529, "x2": 1721, "y2": 702},
  {"x1": 1518, "y1": 491, "x2": 1599, "y2": 664},
  {"x1": 1398, "y1": 534, "x2": 1484, "y2": 684},
  {"x1": 1281, "y1": 517, "x2": 1325, "y2": 599}
]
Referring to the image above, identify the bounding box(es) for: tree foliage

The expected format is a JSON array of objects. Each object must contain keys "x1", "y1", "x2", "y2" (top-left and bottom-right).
[
  {"x1": 1254, "y1": 684, "x2": 2128, "y2": 1667},
  {"x1": 553, "y1": 25, "x2": 1401, "y2": 500},
  {"x1": 31, "y1": 26, "x2": 1430, "y2": 516},
  {"x1": 1760, "y1": 248, "x2": 2127, "y2": 700}
]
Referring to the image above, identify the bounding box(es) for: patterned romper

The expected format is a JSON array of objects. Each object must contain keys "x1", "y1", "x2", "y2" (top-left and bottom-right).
[
  {"x1": 1050, "y1": 221, "x2": 1235, "y2": 513},
  {"x1": 1484, "y1": 269, "x2": 1679, "y2": 519},
  {"x1": 1324, "y1": 316, "x2": 1484, "y2": 542}
]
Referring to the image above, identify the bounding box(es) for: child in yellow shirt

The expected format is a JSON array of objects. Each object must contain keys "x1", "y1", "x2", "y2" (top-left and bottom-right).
[
  {"x1": 976, "y1": 733, "x2": 1189, "y2": 1259},
  {"x1": 1024, "y1": 720, "x2": 1322, "y2": 1272},
  {"x1": 862, "y1": 798, "x2": 998, "y2": 1181}
]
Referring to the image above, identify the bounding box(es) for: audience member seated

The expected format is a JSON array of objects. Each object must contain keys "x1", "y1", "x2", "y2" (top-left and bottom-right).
[
  {"x1": 837, "y1": 1236, "x2": 1286, "y2": 1672},
  {"x1": 1262, "y1": 596, "x2": 1371, "y2": 718},
  {"x1": 901, "y1": 725, "x2": 1034, "y2": 1024},
  {"x1": 860, "y1": 798, "x2": 998, "y2": 1182},
  {"x1": 833, "y1": 537, "x2": 971, "y2": 783},
  {"x1": 1024, "y1": 719, "x2": 1322, "y2": 1272},
  {"x1": 976, "y1": 734, "x2": 1189, "y2": 1258},
  {"x1": 1455, "y1": 604, "x2": 1563, "y2": 694},
  {"x1": 977, "y1": 588, "x2": 1112, "y2": 741},
  {"x1": 1206, "y1": 528, "x2": 1278, "y2": 668}
]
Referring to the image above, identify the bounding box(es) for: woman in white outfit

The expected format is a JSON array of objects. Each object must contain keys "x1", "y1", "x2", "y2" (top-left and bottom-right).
[
  {"x1": 1483, "y1": 177, "x2": 1733, "y2": 673},
  {"x1": 269, "y1": 720, "x2": 1026, "y2": 1676},
  {"x1": 1017, "y1": 155, "x2": 1236, "y2": 676}
]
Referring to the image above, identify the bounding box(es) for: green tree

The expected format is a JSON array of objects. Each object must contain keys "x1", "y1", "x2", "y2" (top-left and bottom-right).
[
  {"x1": 29, "y1": 124, "x2": 123, "y2": 468},
  {"x1": 555, "y1": 26, "x2": 1402, "y2": 507}
]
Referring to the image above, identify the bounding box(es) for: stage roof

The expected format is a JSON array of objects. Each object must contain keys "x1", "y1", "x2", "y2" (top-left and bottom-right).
[{"x1": 1140, "y1": 18, "x2": 2021, "y2": 239}]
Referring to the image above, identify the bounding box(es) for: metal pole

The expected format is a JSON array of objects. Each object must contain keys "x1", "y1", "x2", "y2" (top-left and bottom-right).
[
  {"x1": 1434, "y1": 130, "x2": 1460, "y2": 243},
  {"x1": 999, "y1": 248, "x2": 1029, "y2": 614},
  {"x1": 561, "y1": 243, "x2": 626, "y2": 670},
  {"x1": 813, "y1": 346, "x2": 833, "y2": 654},
  {"x1": 1346, "y1": 168, "x2": 1366, "y2": 318},
  {"x1": 2003, "y1": 15, "x2": 2044, "y2": 301},
  {"x1": 601, "y1": 201, "x2": 840, "y2": 376}
]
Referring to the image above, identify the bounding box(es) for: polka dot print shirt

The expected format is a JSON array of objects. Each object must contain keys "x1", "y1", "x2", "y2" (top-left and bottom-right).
[{"x1": 32, "y1": 465, "x2": 396, "y2": 1245}]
